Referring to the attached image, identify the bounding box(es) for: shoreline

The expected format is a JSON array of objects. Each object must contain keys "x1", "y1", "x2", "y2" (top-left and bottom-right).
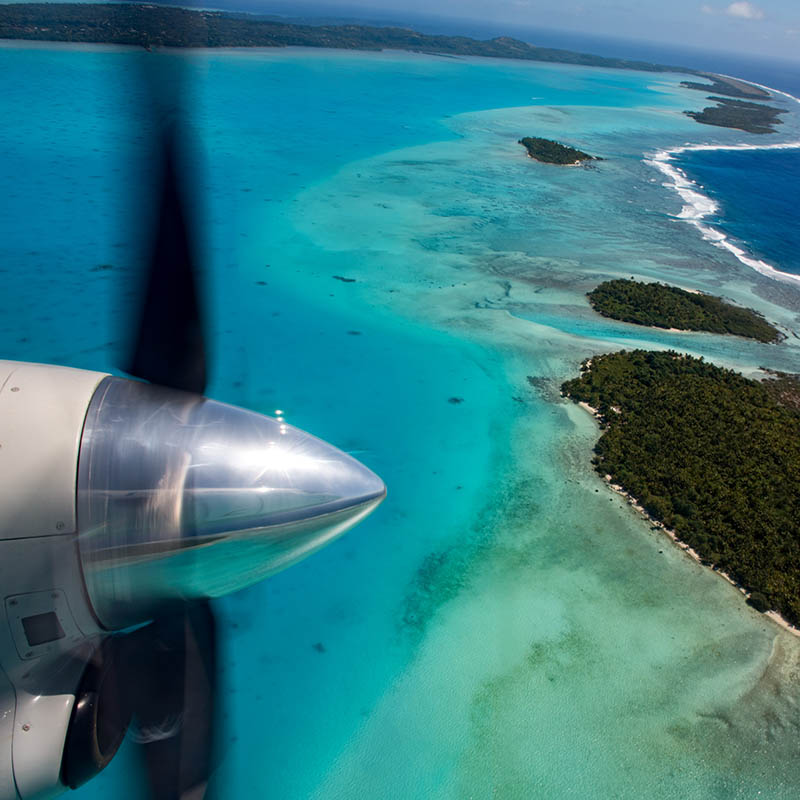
[
  {"x1": 576, "y1": 400, "x2": 800, "y2": 640},
  {"x1": 715, "y1": 71, "x2": 800, "y2": 109}
]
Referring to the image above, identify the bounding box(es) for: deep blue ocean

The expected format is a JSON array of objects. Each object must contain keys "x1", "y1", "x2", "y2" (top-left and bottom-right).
[{"x1": 676, "y1": 149, "x2": 800, "y2": 276}]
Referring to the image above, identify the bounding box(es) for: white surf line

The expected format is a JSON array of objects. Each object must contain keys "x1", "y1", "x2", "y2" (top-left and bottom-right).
[
  {"x1": 644, "y1": 140, "x2": 800, "y2": 287},
  {"x1": 643, "y1": 73, "x2": 800, "y2": 285},
  {"x1": 712, "y1": 71, "x2": 800, "y2": 108}
]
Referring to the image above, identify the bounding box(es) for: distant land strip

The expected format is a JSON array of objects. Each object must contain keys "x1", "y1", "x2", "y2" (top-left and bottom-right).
[
  {"x1": 0, "y1": 4, "x2": 786, "y2": 133},
  {"x1": 0, "y1": 3, "x2": 702, "y2": 71}
]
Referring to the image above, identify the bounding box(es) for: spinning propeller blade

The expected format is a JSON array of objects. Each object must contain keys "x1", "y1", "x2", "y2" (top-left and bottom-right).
[
  {"x1": 126, "y1": 122, "x2": 207, "y2": 395},
  {"x1": 124, "y1": 602, "x2": 218, "y2": 800},
  {"x1": 121, "y1": 59, "x2": 217, "y2": 799}
]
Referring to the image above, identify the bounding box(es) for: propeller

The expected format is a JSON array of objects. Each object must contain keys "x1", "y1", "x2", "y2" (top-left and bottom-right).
[
  {"x1": 126, "y1": 124, "x2": 207, "y2": 395},
  {"x1": 76, "y1": 39, "x2": 384, "y2": 800},
  {"x1": 120, "y1": 62, "x2": 218, "y2": 800},
  {"x1": 123, "y1": 602, "x2": 218, "y2": 800}
]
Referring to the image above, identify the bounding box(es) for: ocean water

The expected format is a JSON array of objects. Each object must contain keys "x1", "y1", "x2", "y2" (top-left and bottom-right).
[
  {"x1": 674, "y1": 148, "x2": 800, "y2": 277},
  {"x1": 2, "y1": 42, "x2": 800, "y2": 799}
]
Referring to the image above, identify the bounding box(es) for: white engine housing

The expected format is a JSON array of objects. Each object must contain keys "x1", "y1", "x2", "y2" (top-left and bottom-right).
[{"x1": 0, "y1": 361, "x2": 108, "y2": 800}]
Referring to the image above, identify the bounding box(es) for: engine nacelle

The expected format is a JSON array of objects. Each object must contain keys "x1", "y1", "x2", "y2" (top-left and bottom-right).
[{"x1": 0, "y1": 360, "x2": 385, "y2": 799}]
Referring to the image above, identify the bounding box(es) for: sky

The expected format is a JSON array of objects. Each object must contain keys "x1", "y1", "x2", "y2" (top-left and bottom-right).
[{"x1": 251, "y1": 0, "x2": 800, "y2": 63}]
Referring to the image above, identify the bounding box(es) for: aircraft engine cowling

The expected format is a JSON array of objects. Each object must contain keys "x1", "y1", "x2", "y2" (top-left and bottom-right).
[{"x1": 0, "y1": 360, "x2": 385, "y2": 800}]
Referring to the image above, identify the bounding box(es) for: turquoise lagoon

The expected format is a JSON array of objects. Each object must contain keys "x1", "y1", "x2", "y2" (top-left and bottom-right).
[{"x1": 2, "y1": 43, "x2": 800, "y2": 798}]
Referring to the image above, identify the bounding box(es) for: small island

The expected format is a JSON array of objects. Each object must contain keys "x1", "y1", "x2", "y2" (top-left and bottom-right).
[
  {"x1": 685, "y1": 96, "x2": 788, "y2": 135},
  {"x1": 518, "y1": 137, "x2": 599, "y2": 165},
  {"x1": 587, "y1": 279, "x2": 781, "y2": 342},
  {"x1": 562, "y1": 350, "x2": 800, "y2": 628}
]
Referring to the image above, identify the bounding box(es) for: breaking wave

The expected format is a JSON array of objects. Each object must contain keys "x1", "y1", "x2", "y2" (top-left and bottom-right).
[{"x1": 645, "y1": 141, "x2": 800, "y2": 286}]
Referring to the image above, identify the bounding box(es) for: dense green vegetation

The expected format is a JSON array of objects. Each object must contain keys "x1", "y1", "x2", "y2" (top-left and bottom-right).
[
  {"x1": 685, "y1": 96, "x2": 787, "y2": 135},
  {"x1": 518, "y1": 137, "x2": 598, "y2": 165},
  {"x1": 562, "y1": 350, "x2": 800, "y2": 626},
  {"x1": 587, "y1": 279, "x2": 780, "y2": 342},
  {"x1": 0, "y1": 4, "x2": 690, "y2": 71},
  {"x1": 680, "y1": 72, "x2": 786, "y2": 133}
]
